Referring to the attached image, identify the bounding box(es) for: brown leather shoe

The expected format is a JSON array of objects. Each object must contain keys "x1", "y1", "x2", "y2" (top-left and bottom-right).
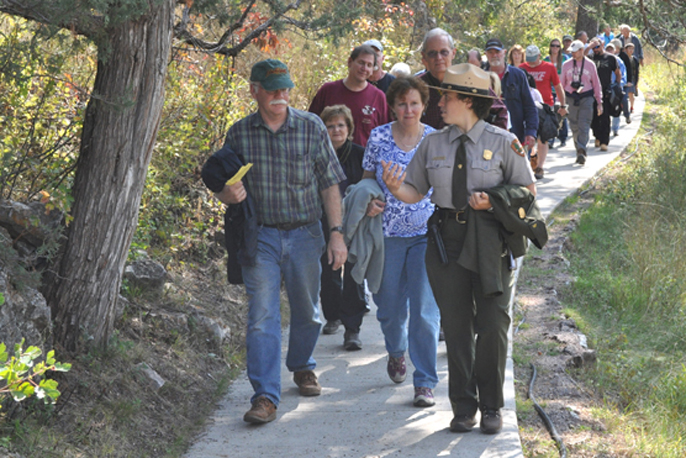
[
  {"x1": 600, "y1": 144, "x2": 608, "y2": 151},
  {"x1": 243, "y1": 396, "x2": 276, "y2": 424},
  {"x1": 480, "y1": 409, "x2": 503, "y2": 434},
  {"x1": 293, "y1": 370, "x2": 321, "y2": 396},
  {"x1": 450, "y1": 414, "x2": 477, "y2": 432}
]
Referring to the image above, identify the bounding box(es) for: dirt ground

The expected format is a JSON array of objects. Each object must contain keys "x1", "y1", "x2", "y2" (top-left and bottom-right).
[{"x1": 513, "y1": 165, "x2": 631, "y2": 457}]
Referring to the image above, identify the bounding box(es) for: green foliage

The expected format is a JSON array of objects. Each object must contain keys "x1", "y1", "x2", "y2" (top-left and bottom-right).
[
  {"x1": 560, "y1": 62, "x2": 686, "y2": 455},
  {"x1": 0, "y1": 338, "x2": 71, "y2": 410}
]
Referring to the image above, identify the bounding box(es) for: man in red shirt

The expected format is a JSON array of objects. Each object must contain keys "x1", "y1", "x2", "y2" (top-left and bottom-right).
[
  {"x1": 309, "y1": 45, "x2": 390, "y2": 146},
  {"x1": 519, "y1": 45, "x2": 567, "y2": 179}
]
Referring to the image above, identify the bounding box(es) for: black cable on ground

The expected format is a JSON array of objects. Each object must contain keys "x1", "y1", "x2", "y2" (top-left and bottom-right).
[{"x1": 528, "y1": 363, "x2": 567, "y2": 458}]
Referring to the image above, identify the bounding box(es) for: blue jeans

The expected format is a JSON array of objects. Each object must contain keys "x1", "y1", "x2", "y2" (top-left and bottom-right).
[
  {"x1": 373, "y1": 235, "x2": 440, "y2": 389},
  {"x1": 242, "y1": 222, "x2": 325, "y2": 406}
]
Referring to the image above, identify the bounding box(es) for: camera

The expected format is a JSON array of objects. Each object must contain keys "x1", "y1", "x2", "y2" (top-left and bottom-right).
[{"x1": 571, "y1": 81, "x2": 584, "y2": 92}]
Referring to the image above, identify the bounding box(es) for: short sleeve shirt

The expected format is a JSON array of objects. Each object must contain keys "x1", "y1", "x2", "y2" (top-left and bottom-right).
[
  {"x1": 404, "y1": 121, "x2": 535, "y2": 209},
  {"x1": 225, "y1": 108, "x2": 346, "y2": 225},
  {"x1": 362, "y1": 123, "x2": 436, "y2": 237},
  {"x1": 519, "y1": 61, "x2": 560, "y2": 106}
]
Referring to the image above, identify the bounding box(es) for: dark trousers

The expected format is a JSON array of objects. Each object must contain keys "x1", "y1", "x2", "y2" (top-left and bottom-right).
[
  {"x1": 319, "y1": 256, "x2": 366, "y2": 333},
  {"x1": 425, "y1": 217, "x2": 512, "y2": 416},
  {"x1": 592, "y1": 99, "x2": 612, "y2": 146}
]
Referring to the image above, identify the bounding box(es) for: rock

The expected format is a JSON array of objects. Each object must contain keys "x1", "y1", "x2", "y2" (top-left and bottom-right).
[
  {"x1": 0, "y1": 200, "x2": 63, "y2": 248},
  {"x1": 145, "y1": 310, "x2": 190, "y2": 335},
  {"x1": 194, "y1": 314, "x2": 231, "y2": 345},
  {"x1": 0, "y1": 267, "x2": 52, "y2": 351},
  {"x1": 123, "y1": 259, "x2": 167, "y2": 291},
  {"x1": 566, "y1": 349, "x2": 597, "y2": 368},
  {"x1": 134, "y1": 362, "x2": 165, "y2": 390}
]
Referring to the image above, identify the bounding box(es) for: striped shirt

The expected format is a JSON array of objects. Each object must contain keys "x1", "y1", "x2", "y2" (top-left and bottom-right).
[{"x1": 225, "y1": 108, "x2": 345, "y2": 225}]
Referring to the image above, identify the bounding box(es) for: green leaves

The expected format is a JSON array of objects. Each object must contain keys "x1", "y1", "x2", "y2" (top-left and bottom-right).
[{"x1": 0, "y1": 338, "x2": 71, "y2": 409}]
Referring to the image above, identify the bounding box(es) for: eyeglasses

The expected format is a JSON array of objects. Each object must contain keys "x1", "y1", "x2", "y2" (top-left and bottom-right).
[
  {"x1": 592, "y1": 45, "x2": 601, "y2": 49},
  {"x1": 425, "y1": 49, "x2": 451, "y2": 59},
  {"x1": 550, "y1": 44, "x2": 561, "y2": 48}
]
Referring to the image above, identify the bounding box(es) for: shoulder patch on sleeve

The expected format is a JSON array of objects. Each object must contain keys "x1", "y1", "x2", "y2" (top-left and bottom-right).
[{"x1": 511, "y1": 138, "x2": 525, "y2": 157}]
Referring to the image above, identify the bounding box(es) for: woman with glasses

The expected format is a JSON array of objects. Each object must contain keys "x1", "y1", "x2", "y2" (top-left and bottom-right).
[
  {"x1": 362, "y1": 76, "x2": 440, "y2": 408},
  {"x1": 544, "y1": 38, "x2": 570, "y2": 147},
  {"x1": 381, "y1": 64, "x2": 536, "y2": 435},
  {"x1": 317, "y1": 105, "x2": 368, "y2": 350}
]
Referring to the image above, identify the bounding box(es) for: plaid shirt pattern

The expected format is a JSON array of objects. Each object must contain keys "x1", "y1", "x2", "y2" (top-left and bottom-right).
[{"x1": 225, "y1": 107, "x2": 345, "y2": 225}]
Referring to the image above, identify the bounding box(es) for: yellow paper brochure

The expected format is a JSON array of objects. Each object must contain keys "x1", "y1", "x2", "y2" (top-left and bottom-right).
[{"x1": 226, "y1": 163, "x2": 253, "y2": 186}]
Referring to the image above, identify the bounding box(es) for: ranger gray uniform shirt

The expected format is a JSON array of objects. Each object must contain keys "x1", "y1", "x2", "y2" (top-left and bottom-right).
[{"x1": 404, "y1": 120, "x2": 535, "y2": 208}]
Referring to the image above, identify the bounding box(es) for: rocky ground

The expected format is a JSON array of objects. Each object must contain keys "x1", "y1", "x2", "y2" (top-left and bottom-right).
[{"x1": 513, "y1": 165, "x2": 632, "y2": 457}]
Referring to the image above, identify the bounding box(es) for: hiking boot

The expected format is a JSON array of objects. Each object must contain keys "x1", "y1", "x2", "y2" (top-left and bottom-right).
[
  {"x1": 626, "y1": 116, "x2": 632, "y2": 124},
  {"x1": 343, "y1": 330, "x2": 362, "y2": 351},
  {"x1": 534, "y1": 167, "x2": 544, "y2": 180},
  {"x1": 450, "y1": 414, "x2": 477, "y2": 432},
  {"x1": 575, "y1": 153, "x2": 586, "y2": 165},
  {"x1": 323, "y1": 319, "x2": 341, "y2": 335},
  {"x1": 600, "y1": 144, "x2": 608, "y2": 151},
  {"x1": 387, "y1": 355, "x2": 406, "y2": 384},
  {"x1": 413, "y1": 387, "x2": 435, "y2": 407},
  {"x1": 293, "y1": 370, "x2": 321, "y2": 396},
  {"x1": 243, "y1": 396, "x2": 277, "y2": 424},
  {"x1": 480, "y1": 409, "x2": 503, "y2": 434}
]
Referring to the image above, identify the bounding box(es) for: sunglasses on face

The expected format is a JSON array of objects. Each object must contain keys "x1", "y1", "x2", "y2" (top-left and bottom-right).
[
  {"x1": 550, "y1": 44, "x2": 561, "y2": 48},
  {"x1": 425, "y1": 49, "x2": 451, "y2": 59},
  {"x1": 593, "y1": 45, "x2": 601, "y2": 49}
]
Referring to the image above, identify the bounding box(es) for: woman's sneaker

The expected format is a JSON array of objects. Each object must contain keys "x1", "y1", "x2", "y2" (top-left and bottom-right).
[
  {"x1": 413, "y1": 387, "x2": 435, "y2": 407},
  {"x1": 387, "y1": 355, "x2": 406, "y2": 383}
]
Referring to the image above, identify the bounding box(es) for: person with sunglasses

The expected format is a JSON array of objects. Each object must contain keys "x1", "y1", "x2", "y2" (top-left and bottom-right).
[
  {"x1": 544, "y1": 38, "x2": 571, "y2": 148},
  {"x1": 590, "y1": 37, "x2": 621, "y2": 152},
  {"x1": 418, "y1": 28, "x2": 457, "y2": 129}
]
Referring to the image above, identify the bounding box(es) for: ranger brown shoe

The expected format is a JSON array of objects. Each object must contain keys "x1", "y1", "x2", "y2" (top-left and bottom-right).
[
  {"x1": 293, "y1": 370, "x2": 321, "y2": 396},
  {"x1": 480, "y1": 409, "x2": 503, "y2": 434},
  {"x1": 450, "y1": 414, "x2": 477, "y2": 432},
  {"x1": 243, "y1": 396, "x2": 276, "y2": 424}
]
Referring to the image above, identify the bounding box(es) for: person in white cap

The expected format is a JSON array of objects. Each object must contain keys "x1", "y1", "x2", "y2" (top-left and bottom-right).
[
  {"x1": 381, "y1": 63, "x2": 537, "y2": 436},
  {"x1": 519, "y1": 44, "x2": 567, "y2": 179},
  {"x1": 363, "y1": 39, "x2": 396, "y2": 93},
  {"x1": 559, "y1": 40, "x2": 603, "y2": 164}
]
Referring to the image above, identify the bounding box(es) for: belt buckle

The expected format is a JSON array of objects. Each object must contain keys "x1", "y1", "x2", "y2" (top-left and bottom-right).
[{"x1": 455, "y1": 210, "x2": 466, "y2": 224}]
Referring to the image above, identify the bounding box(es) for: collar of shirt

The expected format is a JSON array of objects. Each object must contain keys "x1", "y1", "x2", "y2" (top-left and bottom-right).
[{"x1": 447, "y1": 119, "x2": 487, "y2": 145}]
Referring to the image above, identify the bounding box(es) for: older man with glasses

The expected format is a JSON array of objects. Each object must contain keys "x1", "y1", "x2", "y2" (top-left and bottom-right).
[{"x1": 418, "y1": 28, "x2": 457, "y2": 129}]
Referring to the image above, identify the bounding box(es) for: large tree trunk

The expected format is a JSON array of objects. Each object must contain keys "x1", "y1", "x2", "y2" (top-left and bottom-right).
[
  {"x1": 575, "y1": 0, "x2": 602, "y2": 37},
  {"x1": 46, "y1": 1, "x2": 174, "y2": 351}
]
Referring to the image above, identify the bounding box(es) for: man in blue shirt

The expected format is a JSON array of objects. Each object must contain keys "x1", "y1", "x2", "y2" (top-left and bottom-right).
[{"x1": 484, "y1": 38, "x2": 538, "y2": 149}]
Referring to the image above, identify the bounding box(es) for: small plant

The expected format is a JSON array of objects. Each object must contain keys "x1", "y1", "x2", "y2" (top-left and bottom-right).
[{"x1": 0, "y1": 322, "x2": 72, "y2": 410}]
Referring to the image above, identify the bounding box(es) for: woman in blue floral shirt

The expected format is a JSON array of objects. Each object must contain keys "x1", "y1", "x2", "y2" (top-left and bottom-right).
[{"x1": 362, "y1": 76, "x2": 440, "y2": 407}]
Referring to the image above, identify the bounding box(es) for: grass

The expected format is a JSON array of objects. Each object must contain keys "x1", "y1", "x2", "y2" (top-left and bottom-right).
[{"x1": 531, "y1": 60, "x2": 686, "y2": 456}]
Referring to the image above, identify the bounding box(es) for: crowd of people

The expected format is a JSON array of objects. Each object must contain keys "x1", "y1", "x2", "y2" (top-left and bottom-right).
[{"x1": 201, "y1": 23, "x2": 642, "y2": 435}]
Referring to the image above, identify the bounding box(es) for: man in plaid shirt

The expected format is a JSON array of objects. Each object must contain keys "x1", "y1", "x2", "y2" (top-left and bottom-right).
[{"x1": 214, "y1": 59, "x2": 347, "y2": 424}]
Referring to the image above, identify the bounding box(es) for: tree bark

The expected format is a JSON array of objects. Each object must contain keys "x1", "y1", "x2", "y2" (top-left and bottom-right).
[
  {"x1": 45, "y1": 1, "x2": 174, "y2": 351},
  {"x1": 575, "y1": 0, "x2": 602, "y2": 38}
]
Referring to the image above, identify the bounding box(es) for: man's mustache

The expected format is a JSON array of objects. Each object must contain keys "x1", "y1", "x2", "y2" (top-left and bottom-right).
[{"x1": 270, "y1": 100, "x2": 289, "y2": 106}]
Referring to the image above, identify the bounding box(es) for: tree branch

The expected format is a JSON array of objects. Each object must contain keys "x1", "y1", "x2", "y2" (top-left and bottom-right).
[{"x1": 0, "y1": 0, "x2": 103, "y2": 38}]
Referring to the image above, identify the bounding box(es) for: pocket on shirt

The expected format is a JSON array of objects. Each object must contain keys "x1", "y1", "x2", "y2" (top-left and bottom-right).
[
  {"x1": 286, "y1": 150, "x2": 312, "y2": 186},
  {"x1": 426, "y1": 161, "x2": 452, "y2": 185}
]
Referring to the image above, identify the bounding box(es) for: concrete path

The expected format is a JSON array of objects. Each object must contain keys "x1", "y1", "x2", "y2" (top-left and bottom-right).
[{"x1": 185, "y1": 95, "x2": 644, "y2": 458}]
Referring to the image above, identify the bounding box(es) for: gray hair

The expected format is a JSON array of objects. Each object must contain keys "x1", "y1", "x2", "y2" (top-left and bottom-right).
[{"x1": 421, "y1": 28, "x2": 455, "y2": 53}]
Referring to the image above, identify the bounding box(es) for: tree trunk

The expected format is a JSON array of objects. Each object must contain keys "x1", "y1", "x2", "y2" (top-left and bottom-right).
[
  {"x1": 575, "y1": 0, "x2": 602, "y2": 37},
  {"x1": 46, "y1": 1, "x2": 174, "y2": 351}
]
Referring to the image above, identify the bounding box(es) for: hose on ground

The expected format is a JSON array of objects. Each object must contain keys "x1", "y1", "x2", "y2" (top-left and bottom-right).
[{"x1": 528, "y1": 363, "x2": 567, "y2": 458}]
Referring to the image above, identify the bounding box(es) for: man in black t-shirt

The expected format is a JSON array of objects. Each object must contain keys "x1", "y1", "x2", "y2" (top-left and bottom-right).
[{"x1": 590, "y1": 38, "x2": 621, "y2": 150}]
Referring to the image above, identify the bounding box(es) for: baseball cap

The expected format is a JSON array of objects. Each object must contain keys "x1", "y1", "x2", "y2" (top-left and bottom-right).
[
  {"x1": 363, "y1": 39, "x2": 383, "y2": 51},
  {"x1": 624, "y1": 42, "x2": 635, "y2": 48},
  {"x1": 525, "y1": 45, "x2": 540, "y2": 62},
  {"x1": 562, "y1": 35, "x2": 573, "y2": 42},
  {"x1": 568, "y1": 40, "x2": 585, "y2": 53},
  {"x1": 250, "y1": 59, "x2": 295, "y2": 91},
  {"x1": 485, "y1": 38, "x2": 505, "y2": 51}
]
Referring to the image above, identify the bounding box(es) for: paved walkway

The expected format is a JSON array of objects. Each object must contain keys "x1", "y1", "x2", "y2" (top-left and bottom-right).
[{"x1": 185, "y1": 95, "x2": 644, "y2": 458}]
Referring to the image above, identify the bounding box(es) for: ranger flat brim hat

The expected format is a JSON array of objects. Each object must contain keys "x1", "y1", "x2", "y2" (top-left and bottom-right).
[{"x1": 427, "y1": 63, "x2": 496, "y2": 99}]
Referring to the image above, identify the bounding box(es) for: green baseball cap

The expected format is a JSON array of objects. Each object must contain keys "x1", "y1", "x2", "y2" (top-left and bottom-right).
[{"x1": 250, "y1": 59, "x2": 295, "y2": 91}]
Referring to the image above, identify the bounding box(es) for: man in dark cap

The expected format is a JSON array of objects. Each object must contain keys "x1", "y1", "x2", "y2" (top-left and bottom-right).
[
  {"x1": 485, "y1": 38, "x2": 538, "y2": 150},
  {"x1": 215, "y1": 59, "x2": 347, "y2": 424}
]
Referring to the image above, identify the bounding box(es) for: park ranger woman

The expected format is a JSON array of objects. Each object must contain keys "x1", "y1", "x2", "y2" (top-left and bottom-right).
[{"x1": 381, "y1": 63, "x2": 539, "y2": 435}]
